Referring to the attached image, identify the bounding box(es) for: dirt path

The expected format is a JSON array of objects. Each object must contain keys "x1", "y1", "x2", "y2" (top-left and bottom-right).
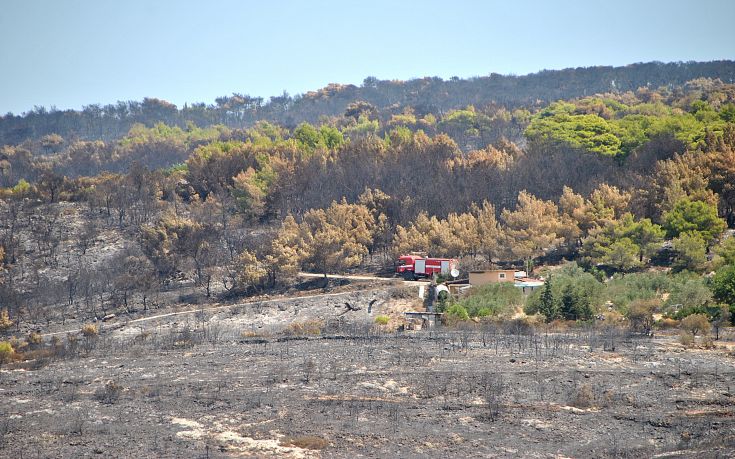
[{"x1": 298, "y1": 271, "x2": 430, "y2": 287}]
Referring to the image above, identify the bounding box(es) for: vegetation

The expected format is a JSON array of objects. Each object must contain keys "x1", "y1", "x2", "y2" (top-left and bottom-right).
[{"x1": 1, "y1": 63, "x2": 735, "y2": 338}]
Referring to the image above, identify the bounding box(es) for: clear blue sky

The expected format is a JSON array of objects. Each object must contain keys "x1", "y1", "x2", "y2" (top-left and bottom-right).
[{"x1": 1, "y1": 0, "x2": 734, "y2": 115}]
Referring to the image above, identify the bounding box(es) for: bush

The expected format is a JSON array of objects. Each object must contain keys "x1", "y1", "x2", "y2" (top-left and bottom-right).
[
  {"x1": 374, "y1": 315, "x2": 390, "y2": 325},
  {"x1": 95, "y1": 380, "x2": 122, "y2": 404},
  {"x1": 606, "y1": 272, "x2": 671, "y2": 309},
  {"x1": 657, "y1": 317, "x2": 679, "y2": 329},
  {"x1": 460, "y1": 283, "x2": 523, "y2": 318},
  {"x1": 711, "y1": 265, "x2": 735, "y2": 314},
  {"x1": 572, "y1": 383, "x2": 595, "y2": 409},
  {"x1": 679, "y1": 331, "x2": 695, "y2": 347},
  {"x1": 626, "y1": 298, "x2": 659, "y2": 333},
  {"x1": 81, "y1": 324, "x2": 99, "y2": 337},
  {"x1": 286, "y1": 320, "x2": 323, "y2": 336},
  {"x1": 680, "y1": 313, "x2": 710, "y2": 337},
  {"x1": 0, "y1": 341, "x2": 14, "y2": 366},
  {"x1": 444, "y1": 304, "x2": 469, "y2": 321},
  {"x1": 0, "y1": 309, "x2": 13, "y2": 331},
  {"x1": 281, "y1": 435, "x2": 329, "y2": 450},
  {"x1": 27, "y1": 332, "x2": 42, "y2": 345}
]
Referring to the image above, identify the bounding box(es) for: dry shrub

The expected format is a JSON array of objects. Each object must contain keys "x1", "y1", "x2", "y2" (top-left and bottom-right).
[
  {"x1": 521, "y1": 314, "x2": 545, "y2": 327},
  {"x1": 0, "y1": 309, "x2": 13, "y2": 331},
  {"x1": 27, "y1": 332, "x2": 42, "y2": 345},
  {"x1": 679, "y1": 331, "x2": 695, "y2": 347},
  {"x1": 281, "y1": 435, "x2": 329, "y2": 450},
  {"x1": 701, "y1": 335, "x2": 715, "y2": 349},
  {"x1": 81, "y1": 324, "x2": 99, "y2": 337},
  {"x1": 390, "y1": 286, "x2": 415, "y2": 299},
  {"x1": 602, "y1": 310, "x2": 626, "y2": 325},
  {"x1": 572, "y1": 383, "x2": 595, "y2": 408},
  {"x1": 95, "y1": 380, "x2": 122, "y2": 404},
  {"x1": 657, "y1": 317, "x2": 679, "y2": 329},
  {"x1": 680, "y1": 314, "x2": 710, "y2": 337},
  {"x1": 8, "y1": 336, "x2": 27, "y2": 352},
  {"x1": 240, "y1": 329, "x2": 270, "y2": 338},
  {"x1": 547, "y1": 319, "x2": 570, "y2": 332},
  {"x1": 286, "y1": 320, "x2": 324, "y2": 336}
]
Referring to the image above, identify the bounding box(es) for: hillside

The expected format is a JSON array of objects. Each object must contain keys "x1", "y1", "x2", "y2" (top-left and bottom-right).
[
  {"x1": 2, "y1": 60, "x2": 734, "y2": 145},
  {"x1": 2, "y1": 60, "x2": 735, "y2": 458}
]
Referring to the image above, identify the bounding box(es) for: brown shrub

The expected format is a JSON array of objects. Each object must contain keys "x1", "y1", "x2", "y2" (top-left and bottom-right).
[
  {"x1": 679, "y1": 331, "x2": 695, "y2": 347},
  {"x1": 657, "y1": 318, "x2": 679, "y2": 329},
  {"x1": 95, "y1": 380, "x2": 122, "y2": 404},
  {"x1": 81, "y1": 323, "x2": 99, "y2": 337},
  {"x1": 281, "y1": 435, "x2": 329, "y2": 450},
  {"x1": 0, "y1": 309, "x2": 13, "y2": 331},
  {"x1": 27, "y1": 332, "x2": 43, "y2": 345},
  {"x1": 572, "y1": 383, "x2": 594, "y2": 408},
  {"x1": 680, "y1": 314, "x2": 710, "y2": 337},
  {"x1": 286, "y1": 320, "x2": 324, "y2": 336}
]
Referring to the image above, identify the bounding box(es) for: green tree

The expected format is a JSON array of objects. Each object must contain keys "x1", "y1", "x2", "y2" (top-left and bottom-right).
[
  {"x1": 671, "y1": 232, "x2": 707, "y2": 272},
  {"x1": 662, "y1": 198, "x2": 726, "y2": 244},
  {"x1": 711, "y1": 264, "x2": 735, "y2": 310},
  {"x1": 617, "y1": 215, "x2": 665, "y2": 262},
  {"x1": 603, "y1": 238, "x2": 643, "y2": 271},
  {"x1": 538, "y1": 280, "x2": 557, "y2": 322},
  {"x1": 712, "y1": 237, "x2": 735, "y2": 268}
]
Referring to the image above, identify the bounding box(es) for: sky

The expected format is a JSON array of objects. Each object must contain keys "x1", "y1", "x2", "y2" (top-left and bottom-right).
[{"x1": 1, "y1": 0, "x2": 734, "y2": 115}]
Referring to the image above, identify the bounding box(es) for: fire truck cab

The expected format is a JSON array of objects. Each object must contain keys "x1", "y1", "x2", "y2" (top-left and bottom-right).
[{"x1": 396, "y1": 255, "x2": 458, "y2": 281}]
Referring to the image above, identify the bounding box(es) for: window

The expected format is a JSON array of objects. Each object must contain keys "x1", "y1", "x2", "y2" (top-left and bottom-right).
[{"x1": 499, "y1": 273, "x2": 506, "y2": 279}]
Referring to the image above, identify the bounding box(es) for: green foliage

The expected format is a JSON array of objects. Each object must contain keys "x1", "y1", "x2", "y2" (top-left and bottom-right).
[
  {"x1": 344, "y1": 115, "x2": 379, "y2": 138},
  {"x1": 526, "y1": 104, "x2": 623, "y2": 156},
  {"x1": 662, "y1": 198, "x2": 725, "y2": 244},
  {"x1": 526, "y1": 264, "x2": 602, "y2": 322},
  {"x1": 293, "y1": 123, "x2": 321, "y2": 151},
  {"x1": 720, "y1": 103, "x2": 735, "y2": 123},
  {"x1": 580, "y1": 214, "x2": 664, "y2": 271},
  {"x1": 605, "y1": 272, "x2": 671, "y2": 309},
  {"x1": 712, "y1": 237, "x2": 735, "y2": 268},
  {"x1": 11, "y1": 178, "x2": 32, "y2": 196},
  {"x1": 536, "y1": 280, "x2": 557, "y2": 322},
  {"x1": 525, "y1": 95, "x2": 724, "y2": 157},
  {"x1": 444, "y1": 303, "x2": 470, "y2": 321},
  {"x1": 602, "y1": 238, "x2": 643, "y2": 271},
  {"x1": 374, "y1": 315, "x2": 390, "y2": 325},
  {"x1": 457, "y1": 283, "x2": 523, "y2": 318},
  {"x1": 164, "y1": 163, "x2": 188, "y2": 175},
  {"x1": 319, "y1": 125, "x2": 345, "y2": 150},
  {"x1": 671, "y1": 232, "x2": 707, "y2": 272},
  {"x1": 665, "y1": 274, "x2": 713, "y2": 315},
  {"x1": 711, "y1": 264, "x2": 735, "y2": 308},
  {"x1": 0, "y1": 341, "x2": 14, "y2": 366}
]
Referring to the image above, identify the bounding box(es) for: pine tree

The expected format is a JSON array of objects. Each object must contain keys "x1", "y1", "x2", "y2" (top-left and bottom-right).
[
  {"x1": 539, "y1": 279, "x2": 557, "y2": 323},
  {"x1": 560, "y1": 284, "x2": 577, "y2": 321}
]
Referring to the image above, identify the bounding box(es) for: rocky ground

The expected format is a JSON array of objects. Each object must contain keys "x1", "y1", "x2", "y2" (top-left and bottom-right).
[{"x1": 2, "y1": 287, "x2": 735, "y2": 458}]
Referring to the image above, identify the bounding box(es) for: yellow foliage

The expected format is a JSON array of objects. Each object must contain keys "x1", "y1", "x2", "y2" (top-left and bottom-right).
[
  {"x1": 0, "y1": 308, "x2": 13, "y2": 331},
  {"x1": 81, "y1": 323, "x2": 99, "y2": 337}
]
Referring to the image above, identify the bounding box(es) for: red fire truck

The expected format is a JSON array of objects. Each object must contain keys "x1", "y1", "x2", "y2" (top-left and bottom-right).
[{"x1": 396, "y1": 254, "x2": 459, "y2": 280}]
